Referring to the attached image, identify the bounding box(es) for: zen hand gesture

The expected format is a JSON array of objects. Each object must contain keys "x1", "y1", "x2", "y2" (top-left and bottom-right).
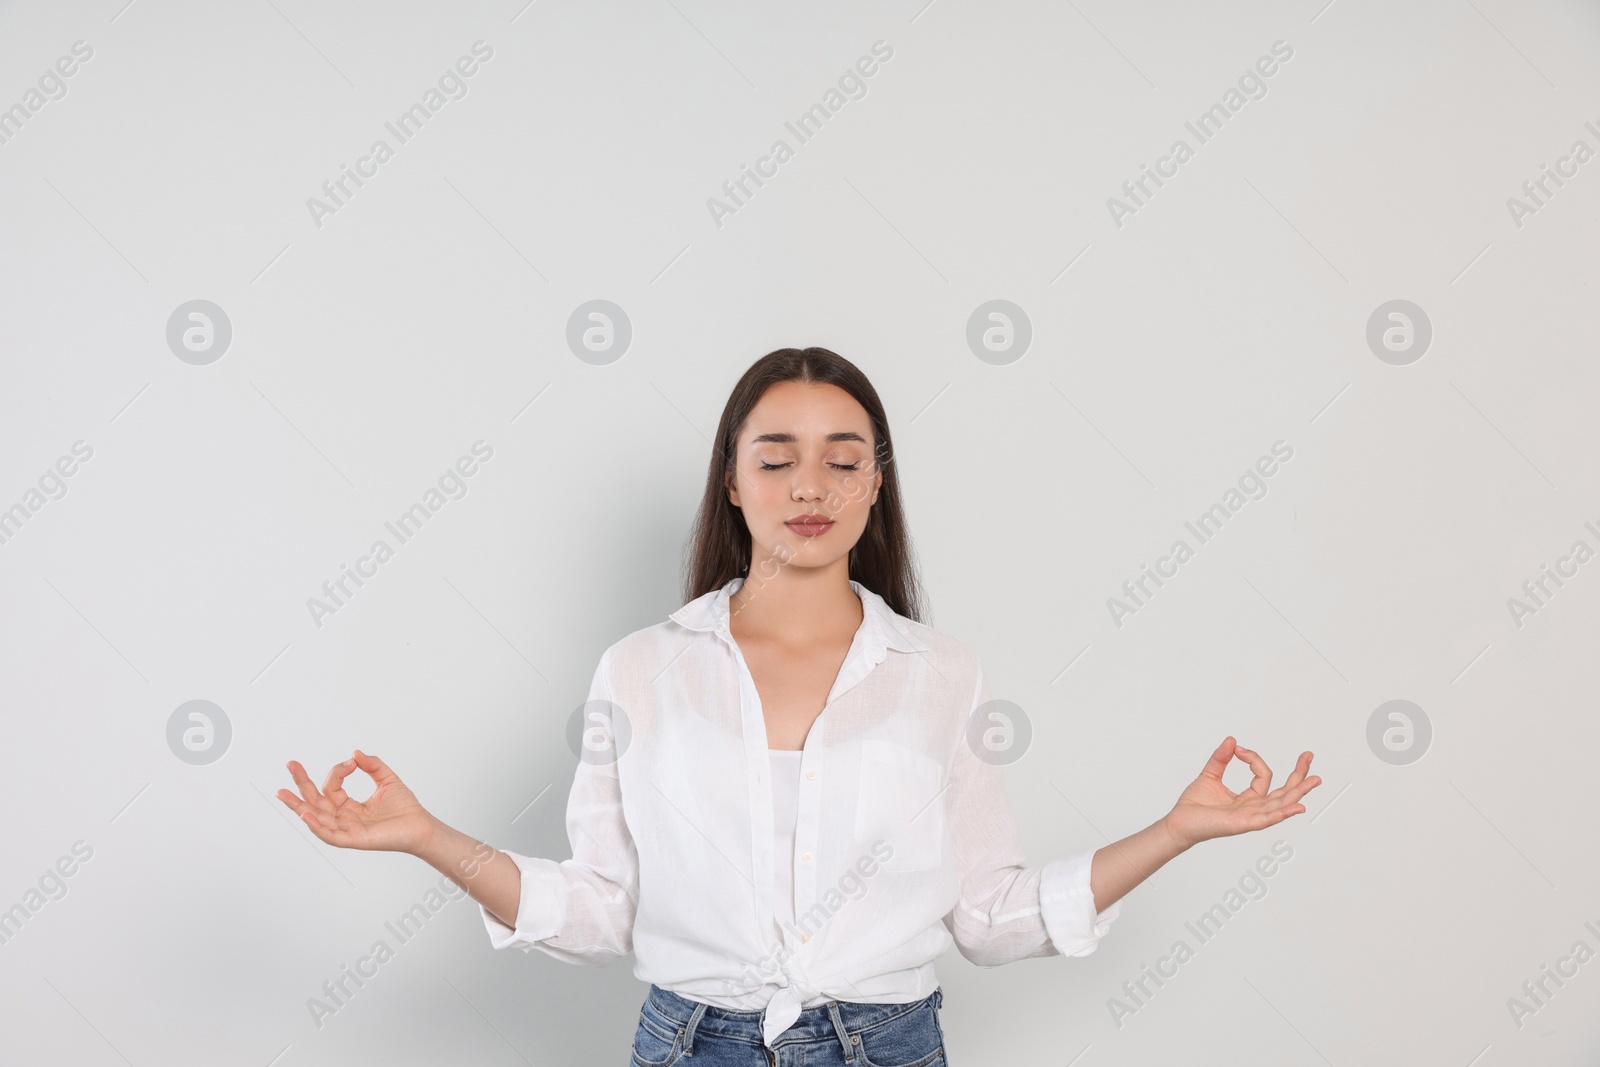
[
  {"x1": 1162, "y1": 737, "x2": 1321, "y2": 850},
  {"x1": 275, "y1": 749, "x2": 436, "y2": 855}
]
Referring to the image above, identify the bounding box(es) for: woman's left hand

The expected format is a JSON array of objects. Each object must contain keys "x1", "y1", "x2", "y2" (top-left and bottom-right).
[{"x1": 1162, "y1": 736, "x2": 1321, "y2": 850}]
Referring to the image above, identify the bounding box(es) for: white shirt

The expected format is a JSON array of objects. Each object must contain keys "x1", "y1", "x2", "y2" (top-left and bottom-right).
[
  {"x1": 481, "y1": 577, "x2": 1121, "y2": 1049},
  {"x1": 769, "y1": 748, "x2": 805, "y2": 939}
]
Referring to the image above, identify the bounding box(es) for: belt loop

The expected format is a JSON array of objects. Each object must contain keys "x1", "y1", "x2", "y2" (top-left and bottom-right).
[
  {"x1": 826, "y1": 1001, "x2": 856, "y2": 1062},
  {"x1": 681, "y1": 1000, "x2": 708, "y2": 1055}
]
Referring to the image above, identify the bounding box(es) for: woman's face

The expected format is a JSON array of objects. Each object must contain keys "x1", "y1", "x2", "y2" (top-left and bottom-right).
[{"x1": 725, "y1": 380, "x2": 883, "y2": 578}]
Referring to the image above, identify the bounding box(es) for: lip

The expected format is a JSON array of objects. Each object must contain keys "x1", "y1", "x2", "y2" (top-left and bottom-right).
[{"x1": 785, "y1": 514, "x2": 834, "y2": 537}]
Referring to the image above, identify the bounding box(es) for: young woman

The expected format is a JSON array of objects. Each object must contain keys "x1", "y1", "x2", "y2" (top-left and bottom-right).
[{"x1": 278, "y1": 347, "x2": 1320, "y2": 1066}]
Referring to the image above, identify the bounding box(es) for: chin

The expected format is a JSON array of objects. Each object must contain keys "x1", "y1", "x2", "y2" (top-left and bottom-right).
[{"x1": 755, "y1": 536, "x2": 847, "y2": 571}]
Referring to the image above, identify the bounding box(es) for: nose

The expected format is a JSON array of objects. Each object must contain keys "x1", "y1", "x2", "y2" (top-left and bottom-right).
[
  {"x1": 790, "y1": 478, "x2": 823, "y2": 503},
  {"x1": 790, "y1": 459, "x2": 826, "y2": 503}
]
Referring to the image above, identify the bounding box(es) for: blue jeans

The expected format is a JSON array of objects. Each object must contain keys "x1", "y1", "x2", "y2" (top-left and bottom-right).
[{"x1": 630, "y1": 984, "x2": 948, "y2": 1067}]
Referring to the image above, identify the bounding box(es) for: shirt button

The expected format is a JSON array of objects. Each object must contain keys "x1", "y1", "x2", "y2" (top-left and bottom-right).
[
  {"x1": 806, "y1": 770, "x2": 816, "y2": 780},
  {"x1": 802, "y1": 851, "x2": 813, "y2": 862}
]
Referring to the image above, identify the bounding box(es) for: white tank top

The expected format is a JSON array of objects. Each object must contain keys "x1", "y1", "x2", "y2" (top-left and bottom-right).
[{"x1": 769, "y1": 749, "x2": 804, "y2": 933}]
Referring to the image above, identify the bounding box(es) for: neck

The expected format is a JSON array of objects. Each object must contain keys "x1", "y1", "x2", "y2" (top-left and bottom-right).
[{"x1": 729, "y1": 556, "x2": 861, "y2": 640}]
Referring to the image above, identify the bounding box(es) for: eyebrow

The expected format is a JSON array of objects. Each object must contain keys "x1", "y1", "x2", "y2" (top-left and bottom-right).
[{"x1": 749, "y1": 431, "x2": 869, "y2": 445}]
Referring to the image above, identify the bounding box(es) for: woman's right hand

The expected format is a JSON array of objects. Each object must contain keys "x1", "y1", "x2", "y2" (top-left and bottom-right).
[{"x1": 276, "y1": 749, "x2": 436, "y2": 855}]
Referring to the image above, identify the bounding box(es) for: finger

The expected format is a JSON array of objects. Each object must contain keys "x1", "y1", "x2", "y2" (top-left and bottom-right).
[
  {"x1": 286, "y1": 761, "x2": 339, "y2": 824},
  {"x1": 1283, "y1": 774, "x2": 1323, "y2": 805},
  {"x1": 276, "y1": 787, "x2": 343, "y2": 844},
  {"x1": 295, "y1": 804, "x2": 347, "y2": 847},
  {"x1": 275, "y1": 787, "x2": 310, "y2": 819},
  {"x1": 287, "y1": 759, "x2": 330, "y2": 809},
  {"x1": 1268, "y1": 752, "x2": 1314, "y2": 798},
  {"x1": 351, "y1": 749, "x2": 401, "y2": 788},
  {"x1": 1232, "y1": 745, "x2": 1273, "y2": 796},
  {"x1": 323, "y1": 756, "x2": 359, "y2": 805},
  {"x1": 1198, "y1": 737, "x2": 1237, "y2": 781}
]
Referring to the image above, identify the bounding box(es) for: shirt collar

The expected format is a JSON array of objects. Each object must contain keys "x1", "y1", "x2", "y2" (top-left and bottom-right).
[{"x1": 669, "y1": 576, "x2": 929, "y2": 655}]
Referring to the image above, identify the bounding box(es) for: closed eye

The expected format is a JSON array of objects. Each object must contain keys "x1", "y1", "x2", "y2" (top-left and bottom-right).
[{"x1": 759, "y1": 462, "x2": 860, "y2": 471}]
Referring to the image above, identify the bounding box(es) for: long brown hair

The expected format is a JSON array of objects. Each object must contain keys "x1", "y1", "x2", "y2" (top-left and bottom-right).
[{"x1": 683, "y1": 347, "x2": 925, "y2": 623}]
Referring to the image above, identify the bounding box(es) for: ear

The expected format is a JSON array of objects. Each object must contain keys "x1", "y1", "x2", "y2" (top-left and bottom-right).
[
  {"x1": 725, "y1": 465, "x2": 741, "y2": 509},
  {"x1": 868, "y1": 467, "x2": 882, "y2": 507}
]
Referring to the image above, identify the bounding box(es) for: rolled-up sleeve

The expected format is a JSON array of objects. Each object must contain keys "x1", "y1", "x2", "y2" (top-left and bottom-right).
[
  {"x1": 480, "y1": 851, "x2": 571, "y2": 948},
  {"x1": 1039, "y1": 850, "x2": 1121, "y2": 956},
  {"x1": 480, "y1": 649, "x2": 639, "y2": 965},
  {"x1": 941, "y1": 664, "x2": 1121, "y2": 965}
]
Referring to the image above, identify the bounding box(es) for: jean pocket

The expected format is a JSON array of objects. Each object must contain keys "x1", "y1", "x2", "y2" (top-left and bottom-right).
[
  {"x1": 850, "y1": 1001, "x2": 946, "y2": 1067},
  {"x1": 630, "y1": 1009, "x2": 683, "y2": 1067},
  {"x1": 854, "y1": 740, "x2": 946, "y2": 873}
]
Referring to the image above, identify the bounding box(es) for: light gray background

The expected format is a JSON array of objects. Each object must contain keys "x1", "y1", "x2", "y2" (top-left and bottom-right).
[{"x1": 1, "y1": 0, "x2": 1597, "y2": 1064}]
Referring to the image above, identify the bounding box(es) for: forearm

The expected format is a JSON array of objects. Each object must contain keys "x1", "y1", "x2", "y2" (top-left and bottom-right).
[
  {"x1": 411, "y1": 816, "x2": 524, "y2": 929},
  {"x1": 1089, "y1": 814, "x2": 1191, "y2": 913}
]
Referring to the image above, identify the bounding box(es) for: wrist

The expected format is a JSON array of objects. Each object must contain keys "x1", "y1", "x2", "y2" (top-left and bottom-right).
[
  {"x1": 1158, "y1": 811, "x2": 1197, "y2": 856},
  {"x1": 408, "y1": 812, "x2": 446, "y2": 862}
]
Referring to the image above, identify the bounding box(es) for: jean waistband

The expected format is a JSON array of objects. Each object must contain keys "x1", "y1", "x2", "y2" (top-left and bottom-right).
[{"x1": 645, "y1": 983, "x2": 943, "y2": 1049}]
